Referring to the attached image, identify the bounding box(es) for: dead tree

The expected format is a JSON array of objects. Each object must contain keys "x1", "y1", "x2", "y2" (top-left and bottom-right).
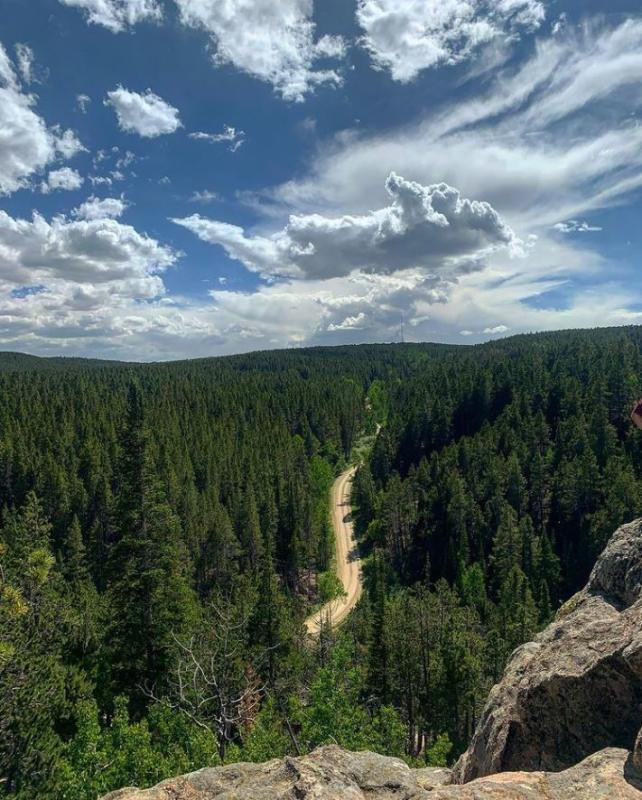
[{"x1": 144, "y1": 603, "x2": 267, "y2": 760}]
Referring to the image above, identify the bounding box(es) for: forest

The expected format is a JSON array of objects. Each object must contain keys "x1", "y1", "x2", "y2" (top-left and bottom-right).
[{"x1": 1, "y1": 327, "x2": 642, "y2": 799}]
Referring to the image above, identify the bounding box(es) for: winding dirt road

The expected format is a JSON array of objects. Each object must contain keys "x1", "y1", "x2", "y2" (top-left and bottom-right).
[{"x1": 305, "y1": 465, "x2": 363, "y2": 636}]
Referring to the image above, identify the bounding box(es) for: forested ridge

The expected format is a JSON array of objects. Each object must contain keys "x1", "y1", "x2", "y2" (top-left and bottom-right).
[{"x1": 1, "y1": 328, "x2": 642, "y2": 798}]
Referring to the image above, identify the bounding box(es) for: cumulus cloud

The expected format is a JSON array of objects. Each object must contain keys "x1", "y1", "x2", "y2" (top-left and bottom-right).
[
  {"x1": 73, "y1": 195, "x2": 127, "y2": 220},
  {"x1": 356, "y1": 0, "x2": 545, "y2": 81},
  {"x1": 41, "y1": 167, "x2": 84, "y2": 193},
  {"x1": 0, "y1": 206, "x2": 175, "y2": 296},
  {"x1": 55, "y1": 129, "x2": 86, "y2": 159},
  {"x1": 59, "y1": 0, "x2": 162, "y2": 32},
  {"x1": 173, "y1": 172, "x2": 519, "y2": 280},
  {"x1": 173, "y1": 0, "x2": 346, "y2": 101},
  {"x1": 0, "y1": 205, "x2": 238, "y2": 360},
  {"x1": 483, "y1": 324, "x2": 509, "y2": 333},
  {"x1": 189, "y1": 126, "x2": 245, "y2": 152},
  {"x1": 0, "y1": 43, "x2": 84, "y2": 196},
  {"x1": 553, "y1": 219, "x2": 602, "y2": 234},
  {"x1": 105, "y1": 86, "x2": 182, "y2": 137}
]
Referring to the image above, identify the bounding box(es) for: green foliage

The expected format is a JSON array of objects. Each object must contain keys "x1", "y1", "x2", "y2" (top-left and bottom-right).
[
  {"x1": 54, "y1": 698, "x2": 220, "y2": 799},
  {"x1": 297, "y1": 643, "x2": 406, "y2": 756},
  {"x1": 317, "y1": 570, "x2": 346, "y2": 603},
  {"x1": 366, "y1": 379, "x2": 389, "y2": 428},
  {"x1": 231, "y1": 697, "x2": 291, "y2": 763},
  {"x1": 425, "y1": 733, "x2": 453, "y2": 767}
]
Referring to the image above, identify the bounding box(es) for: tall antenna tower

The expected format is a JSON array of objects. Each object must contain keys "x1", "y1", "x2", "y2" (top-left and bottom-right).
[{"x1": 400, "y1": 311, "x2": 405, "y2": 344}]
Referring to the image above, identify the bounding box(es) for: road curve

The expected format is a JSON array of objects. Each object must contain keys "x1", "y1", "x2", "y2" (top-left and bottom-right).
[{"x1": 305, "y1": 465, "x2": 363, "y2": 636}]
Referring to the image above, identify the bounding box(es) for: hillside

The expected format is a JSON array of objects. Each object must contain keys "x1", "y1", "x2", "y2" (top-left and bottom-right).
[{"x1": 1, "y1": 325, "x2": 642, "y2": 798}]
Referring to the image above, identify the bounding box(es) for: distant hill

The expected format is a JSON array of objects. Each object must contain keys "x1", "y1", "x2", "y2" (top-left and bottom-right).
[
  {"x1": 0, "y1": 351, "x2": 127, "y2": 372},
  {"x1": 1, "y1": 324, "x2": 641, "y2": 372}
]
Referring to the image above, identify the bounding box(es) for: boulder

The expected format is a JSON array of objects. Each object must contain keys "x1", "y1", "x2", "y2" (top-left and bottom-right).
[
  {"x1": 101, "y1": 745, "x2": 642, "y2": 800},
  {"x1": 453, "y1": 518, "x2": 642, "y2": 782}
]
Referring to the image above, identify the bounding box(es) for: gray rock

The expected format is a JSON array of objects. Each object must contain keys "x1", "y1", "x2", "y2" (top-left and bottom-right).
[
  {"x1": 101, "y1": 746, "x2": 642, "y2": 799},
  {"x1": 100, "y1": 747, "x2": 443, "y2": 800},
  {"x1": 453, "y1": 518, "x2": 642, "y2": 783}
]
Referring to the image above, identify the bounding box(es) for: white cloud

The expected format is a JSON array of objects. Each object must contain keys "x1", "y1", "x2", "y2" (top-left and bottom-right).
[
  {"x1": 208, "y1": 268, "x2": 447, "y2": 346},
  {"x1": 73, "y1": 195, "x2": 127, "y2": 220},
  {"x1": 41, "y1": 167, "x2": 84, "y2": 193},
  {"x1": 356, "y1": 0, "x2": 545, "y2": 81},
  {"x1": 268, "y1": 20, "x2": 642, "y2": 234},
  {"x1": 59, "y1": 0, "x2": 162, "y2": 32},
  {"x1": 173, "y1": 0, "x2": 345, "y2": 101},
  {"x1": 55, "y1": 128, "x2": 86, "y2": 159},
  {"x1": 0, "y1": 206, "x2": 235, "y2": 361},
  {"x1": 105, "y1": 86, "x2": 182, "y2": 137},
  {"x1": 0, "y1": 43, "x2": 84, "y2": 196},
  {"x1": 201, "y1": 231, "x2": 642, "y2": 354},
  {"x1": 189, "y1": 126, "x2": 245, "y2": 151},
  {"x1": 552, "y1": 12, "x2": 567, "y2": 36},
  {"x1": 89, "y1": 175, "x2": 113, "y2": 187},
  {"x1": 315, "y1": 34, "x2": 347, "y2": 59},
  {"x1": 173, "y1": 172, "x2": 519, "y2": 280},
  {"x1": 15, "y1": 44, "x2": 35, "y2": 83},
  {"x1": 553, "y1": 220, "x2": 602, "y2": 234},
  {"x1": 0, "y1": 207, "x2": 175, "y2": 290},
  {"x1": 77, "y1": 93, "x2": 91, "y2": 113},
  {"x1": 190, "y1": 189, "x2": 220, "y2": 203}
]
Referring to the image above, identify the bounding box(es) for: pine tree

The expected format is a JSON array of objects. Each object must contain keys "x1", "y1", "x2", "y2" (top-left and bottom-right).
[{"x1": 105, "y1": 384, "x2": 199, "y2": 708}]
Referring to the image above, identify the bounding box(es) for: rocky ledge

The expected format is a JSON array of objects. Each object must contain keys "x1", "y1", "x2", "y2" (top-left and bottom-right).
[
  {"x1": 103, "y1": 518, "x2": 642, "y2": 800},
  {"x1": 102, "y1": 745, "x2": 642, "y2": 799}
]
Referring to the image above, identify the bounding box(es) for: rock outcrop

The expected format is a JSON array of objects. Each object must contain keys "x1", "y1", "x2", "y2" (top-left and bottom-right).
[
  {"x1": 453, "y1": 518, "x2": 642, "y2": 782},
  {"x1": 102, "y1": 745, "x2": 642, "y2": 800}
]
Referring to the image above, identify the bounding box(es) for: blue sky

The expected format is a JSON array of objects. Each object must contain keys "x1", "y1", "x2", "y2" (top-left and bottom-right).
[{"x1": 1, "y1": 0, "x2": 642, "y2": 360}]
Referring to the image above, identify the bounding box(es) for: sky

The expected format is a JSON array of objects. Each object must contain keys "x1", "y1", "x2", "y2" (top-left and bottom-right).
[{"x1": 1, "y1": 0, "x2": 642, "y2": 361}]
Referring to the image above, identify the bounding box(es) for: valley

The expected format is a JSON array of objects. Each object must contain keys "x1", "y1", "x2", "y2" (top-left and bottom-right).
[{"x1": 1, "y1": 327, "x2": 642, "y2": 798}]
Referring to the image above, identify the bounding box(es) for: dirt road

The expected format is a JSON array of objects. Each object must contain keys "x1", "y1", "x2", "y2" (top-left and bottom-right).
[{"x1": 305, "y1": 465, "x2": 363, "y2": 636}]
